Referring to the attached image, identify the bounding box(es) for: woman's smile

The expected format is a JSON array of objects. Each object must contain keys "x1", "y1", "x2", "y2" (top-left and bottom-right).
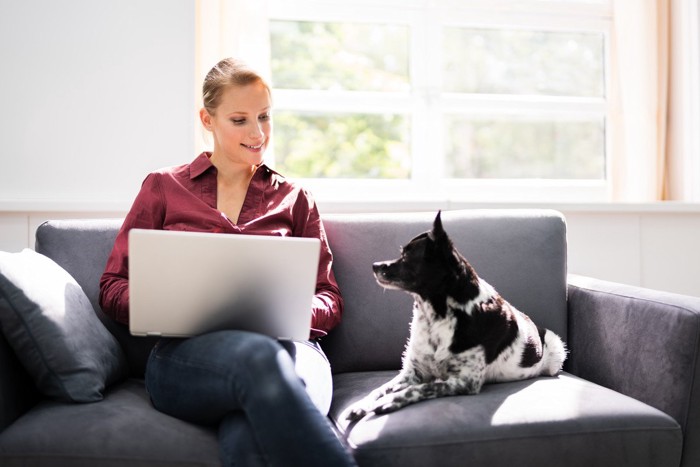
[{"x1": 242, "y1": 141, "x2": 265, "y2": 152}]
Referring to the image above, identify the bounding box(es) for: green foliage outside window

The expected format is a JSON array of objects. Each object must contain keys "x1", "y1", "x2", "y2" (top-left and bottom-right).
[
  {"x1": 273, "y1": 112, "x2": 411, "y2": 179},
  {"x1": 269, "y1": 19, "x2": 606, "y2": 181},
  {"x1": 444, "y1": 118, "x2": 605, "y2": 179},
  {"x1": 270, "y1": 21, "x2": 409, "y2": 92}
]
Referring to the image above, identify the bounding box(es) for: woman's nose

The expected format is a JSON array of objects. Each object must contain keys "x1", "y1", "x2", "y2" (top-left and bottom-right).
[{"x1": 250, "y1": 122, "x2": 264, "y2": 139}]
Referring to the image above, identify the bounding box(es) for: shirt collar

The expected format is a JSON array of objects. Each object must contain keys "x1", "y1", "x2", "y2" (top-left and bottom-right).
[
  {"x1": 190, "y1": 152, "x2": 215, "y2": 179},
  {"x1": 190, "y1": 151, "x2": 279, "y2": 182}
]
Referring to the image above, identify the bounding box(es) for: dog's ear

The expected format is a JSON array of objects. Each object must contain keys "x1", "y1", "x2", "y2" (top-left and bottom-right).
[
  {"x1": 429, "y1": 210, "x2": 446, "y2": 242},
  {"x1": 429, "y1": 211, "x2": 464, "y2": 271}
]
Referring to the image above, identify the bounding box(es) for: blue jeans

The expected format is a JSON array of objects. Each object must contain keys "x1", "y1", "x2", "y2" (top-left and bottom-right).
[{"x1": 145, "y1": 330, "x2": 356, "y2": 467}]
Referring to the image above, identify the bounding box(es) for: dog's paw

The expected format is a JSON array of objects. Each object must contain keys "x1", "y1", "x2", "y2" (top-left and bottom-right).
[
  {"x1": 384, "y1": 380, "x2": 411, "y2": 395},
  {"x1": 345, "y1": 392, "x2": 413, "y2": 421},
  {"x1": 344, "y1": 394, "x2": 378, "y2": 421},
  {"x1": 344, "y1": 378, "x2": 419, "y2": 421},
  {"x1": 371, "y1": 393, "x2": 409, "y2": 415},
  {"x1": 345, "y1": 404, "x2": 369, "y2": 422},
  {"x1": 344, "y1": 400, "x2": 391, "y2": 421}
]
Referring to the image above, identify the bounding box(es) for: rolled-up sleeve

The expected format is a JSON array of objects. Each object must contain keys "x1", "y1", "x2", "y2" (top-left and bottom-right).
[
  {"x1": 99, "y1": 173, "x2": 166, "y2": 325},
  {"x1": 293, "y1": 189, "x2": 344, "y2": 339}
]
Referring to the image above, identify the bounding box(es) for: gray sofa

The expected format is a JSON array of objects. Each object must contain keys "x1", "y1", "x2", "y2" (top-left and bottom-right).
[{"x1": 1, "y1": 209, "x2": 699, "y2": 466}]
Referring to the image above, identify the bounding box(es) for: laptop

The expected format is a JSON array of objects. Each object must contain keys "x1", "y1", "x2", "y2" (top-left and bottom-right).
[{"x1": 128, "y1": 229, "x2": 321, "y2": 341}]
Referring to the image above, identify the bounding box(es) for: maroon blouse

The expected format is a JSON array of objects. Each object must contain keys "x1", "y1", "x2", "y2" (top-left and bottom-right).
[{"x1": 99, "y1": 152, "x2": 343, "y2": 339}]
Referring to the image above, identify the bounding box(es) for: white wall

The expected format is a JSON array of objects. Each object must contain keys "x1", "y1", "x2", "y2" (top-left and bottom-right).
[
  {"x1": 564, "y1": 207, "x2": 700, "y2": 296},
  {"x1": 0, "y1": 0, "x2": 194, "y2": 209}
]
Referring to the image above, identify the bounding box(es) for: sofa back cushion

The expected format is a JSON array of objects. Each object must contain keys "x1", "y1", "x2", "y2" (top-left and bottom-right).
[
  {"x1": 34, "y1": 209, "x2": 568, "y2": 377},
  {"x1": 35, "y1": 219, "x2": 157, "y2": 377},
  {"x1": 321, "y1": 209, "x2": 568, "y2": 374}
]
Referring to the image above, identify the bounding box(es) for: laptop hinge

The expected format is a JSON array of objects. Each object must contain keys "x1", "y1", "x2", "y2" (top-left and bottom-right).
[{"x1": 146, "y1": 331, "x2": 162, "y2": 337}]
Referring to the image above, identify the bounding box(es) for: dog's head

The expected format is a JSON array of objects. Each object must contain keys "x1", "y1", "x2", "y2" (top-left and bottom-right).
[{"x1": 373, "y1": 211, "x2": 479, "y2": 300}]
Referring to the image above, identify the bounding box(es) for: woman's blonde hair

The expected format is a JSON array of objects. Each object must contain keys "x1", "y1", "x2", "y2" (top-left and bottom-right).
[{"x1": 202, "y1": 58, "x2": 271, "y2": 115}]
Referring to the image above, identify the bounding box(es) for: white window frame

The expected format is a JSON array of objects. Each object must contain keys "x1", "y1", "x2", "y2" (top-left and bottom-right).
[{"x1": 267, "y1": 0, "x2": 613, "y2": 206}]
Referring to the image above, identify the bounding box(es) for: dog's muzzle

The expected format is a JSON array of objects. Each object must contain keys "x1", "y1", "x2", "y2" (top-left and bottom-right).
[
  {"x1": 372, "y1": 261, "x2": 391, "y2": 276},
  {"x1": 373, "y1": 261, "x2": 400, "y2": 288}
]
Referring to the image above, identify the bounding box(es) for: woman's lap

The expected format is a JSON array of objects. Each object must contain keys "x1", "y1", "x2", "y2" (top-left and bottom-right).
[
  {"x1": 145, "y1": 330, "x2": 331, "y2": 423},
  {"x1": 144, "y1": 330, "x2": 355, "y2": 466}
]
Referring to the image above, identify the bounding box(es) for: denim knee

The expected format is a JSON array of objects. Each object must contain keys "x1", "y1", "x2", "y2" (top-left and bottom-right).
[{"x1": 234, "y1": 334, "x2": 302, "y2": 404}]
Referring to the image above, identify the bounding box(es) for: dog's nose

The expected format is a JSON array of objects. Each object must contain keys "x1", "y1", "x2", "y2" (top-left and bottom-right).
[{"x1": 373, "y1": 262, "x2": 389, "y2": 274}]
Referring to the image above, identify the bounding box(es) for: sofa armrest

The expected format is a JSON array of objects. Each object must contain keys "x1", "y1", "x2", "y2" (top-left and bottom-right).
[{"x1": 567, "y1": 274, "x2": 700, "y2": 467}]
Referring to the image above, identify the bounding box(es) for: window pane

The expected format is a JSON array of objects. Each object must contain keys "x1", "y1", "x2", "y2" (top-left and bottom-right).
[
  {"x1": 273, "y1": 112, "x2": 411, "y2": 178},
  {"x1": 443, "y1": 27, "x2": 605, "y2": 97},
  {"x1": 444, "y1": 117, "x2": 605, "y2": 179},
  {"x1": 270, "y1": 20, "x2": 410, "y2": 92}
]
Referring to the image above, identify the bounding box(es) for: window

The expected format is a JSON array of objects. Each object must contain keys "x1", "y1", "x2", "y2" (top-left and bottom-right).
[{"x1": 267, "y1": 0, "x2": 612, "y2": 203}]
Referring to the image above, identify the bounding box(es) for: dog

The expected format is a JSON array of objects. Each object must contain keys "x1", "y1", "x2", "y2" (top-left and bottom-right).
[{"x1": 346, "y1": 211, "x2": 567, "y2": 421}]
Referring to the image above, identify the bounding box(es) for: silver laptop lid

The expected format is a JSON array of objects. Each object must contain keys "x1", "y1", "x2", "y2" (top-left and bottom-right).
[{"x1": 128, "y1": 229, "x2": 320, "y2": 341}]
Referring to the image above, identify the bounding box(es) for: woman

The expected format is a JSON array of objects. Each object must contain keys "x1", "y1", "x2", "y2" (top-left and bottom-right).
[{"x1": 99, "y1": 58, "x2": 356, "y2": 467}]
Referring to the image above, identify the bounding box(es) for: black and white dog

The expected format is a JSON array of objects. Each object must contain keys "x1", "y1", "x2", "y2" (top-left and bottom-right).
[{"x1": 346, "y1": 211, "x2": 567, "y2": 421}]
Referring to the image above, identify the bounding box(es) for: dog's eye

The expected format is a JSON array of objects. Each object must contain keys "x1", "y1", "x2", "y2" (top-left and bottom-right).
[{"x1": 401, "y1": 245, "x2": 416, "y2": 258}]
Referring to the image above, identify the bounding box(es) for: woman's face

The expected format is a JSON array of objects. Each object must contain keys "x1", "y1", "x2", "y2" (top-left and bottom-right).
[{"x1": 201, "y1": 82, "x2": 272, "y2": 167}]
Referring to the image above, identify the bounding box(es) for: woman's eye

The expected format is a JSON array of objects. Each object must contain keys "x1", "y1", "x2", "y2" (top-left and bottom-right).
[
  {"x1": 231, "y1": 119, "x2": 246, "y2": 125},
  {"x1": 259, "y1": 113, "x2": 270, "y2": 122}
]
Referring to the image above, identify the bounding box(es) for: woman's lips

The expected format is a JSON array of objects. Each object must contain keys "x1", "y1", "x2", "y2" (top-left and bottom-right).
[{"x1": 241, "y1": 142, "x2": 264, "y2": 151}]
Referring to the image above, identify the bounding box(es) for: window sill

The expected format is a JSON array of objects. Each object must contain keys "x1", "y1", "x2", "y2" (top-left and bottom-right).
[{"x1": 2, "y1": 198, "x2": 700, "y2": 215}]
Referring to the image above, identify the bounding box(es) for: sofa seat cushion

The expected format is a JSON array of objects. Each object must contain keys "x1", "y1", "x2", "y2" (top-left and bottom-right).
[
  {"x1": 0, "y1": 379, "x2": 220, "y2": 467},
  {"x1": 330, "y1": 371, "x2": 682, "y2": 467}
]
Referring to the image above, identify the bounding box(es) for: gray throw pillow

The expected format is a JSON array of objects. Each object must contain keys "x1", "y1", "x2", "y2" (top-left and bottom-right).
[{"x1": 0, "y1": 249, "x2": 128, "y2": 402}]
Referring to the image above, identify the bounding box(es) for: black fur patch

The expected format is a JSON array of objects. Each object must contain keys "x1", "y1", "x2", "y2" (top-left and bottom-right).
[
  {"x1": 449, "y1": 297, "x2": 519, "y2": 364},
  {"x1": 520, "y1": 327, "x2": 547, "y2": 368}
]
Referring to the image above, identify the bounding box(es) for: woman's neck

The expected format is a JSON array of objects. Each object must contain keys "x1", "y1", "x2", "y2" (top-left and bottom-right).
[
  {"x1": 209, "y1": 152, "x2": 257, "y2": 188},
  {"x1": 208, "y1": 153, "x2": 258, "y2": 224}
]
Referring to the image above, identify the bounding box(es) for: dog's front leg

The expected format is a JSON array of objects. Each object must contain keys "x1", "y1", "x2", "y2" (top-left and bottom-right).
[
  {"x1": 345, "y1": 369, "x2": 420, "y2": 421},
  {"x1": 373, "y1": 369, "x2": 419, "y2": 397},
  {"x1": 369, "y1": 374, "x2": 483, "y2": 416}
]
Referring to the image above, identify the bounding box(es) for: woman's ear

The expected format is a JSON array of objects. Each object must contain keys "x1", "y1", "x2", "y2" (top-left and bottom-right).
[{"x1": 199, "y1": 108, "x2": 213, "y2": 131}]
